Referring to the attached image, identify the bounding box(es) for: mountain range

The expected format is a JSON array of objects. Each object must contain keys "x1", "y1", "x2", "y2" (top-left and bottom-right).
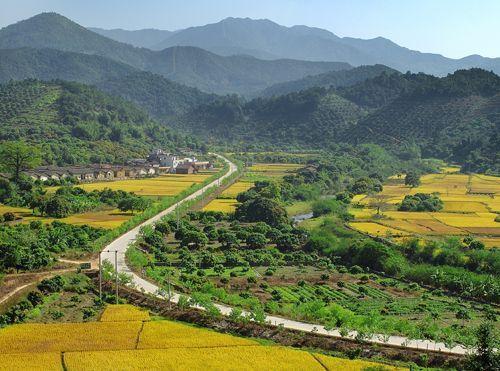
[
  {"x1": 0, "y1": 13, "x2": 350, "y2": 95},
  {"x1": 95, "y1": 17, "x2": 500, "y2": 76}
]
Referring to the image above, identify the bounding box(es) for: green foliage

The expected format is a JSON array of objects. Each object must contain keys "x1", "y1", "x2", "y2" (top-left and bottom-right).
[
  {"x1": 0, "y1": 221, "x2": 105, "y2": 272},
  {"x1": 0, "y1": 79, "x2": 200, "y2": 166},
  {"x1": 312, "y1": 198, "x2": 352, "y2": 220},
  {"x1": 464, "y1": 323, "x2": 500, "y2": 371},
  {"x1": 398, "y1": 193, "x2": 443, "y2": 212},
  {"x1": 0, "y1": 141, "x2": 41, "y2": 179}
]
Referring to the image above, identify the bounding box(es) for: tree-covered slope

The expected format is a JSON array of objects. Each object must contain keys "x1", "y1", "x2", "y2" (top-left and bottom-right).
[
  {"x1": 0, "y1": 79, "x2": 199, "y2": 165},
  {"x1": 178, "y1": 68, "x2": 499, "y2": 173},
  {"x1": 0, "y1": 48, "x2": 214, "y2": 117},
  {"x1": 0, "y1": 13, "x2": 351, "y2": 95},
  {"x1": 0, "y1": 48, "x2": 137, "y2": 84},
  {"x1": 179, "y1": 88, "x2": 365, "y2": 147},
  {"x1": 347, "y1": 69, "x2": 500, "y2": 172},
  {"x1": 258, "y1": 65, "x2": 397, "y2": 98}
]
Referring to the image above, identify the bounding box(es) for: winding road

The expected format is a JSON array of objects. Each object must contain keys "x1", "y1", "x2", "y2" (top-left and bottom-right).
[{"x1": 101, "y1": 154, "x2": 469, "y2": 356}]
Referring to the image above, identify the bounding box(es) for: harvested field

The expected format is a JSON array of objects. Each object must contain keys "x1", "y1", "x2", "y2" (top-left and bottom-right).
[{"x1": 349, "y1": 222, "x2": 410, "y2": 237}]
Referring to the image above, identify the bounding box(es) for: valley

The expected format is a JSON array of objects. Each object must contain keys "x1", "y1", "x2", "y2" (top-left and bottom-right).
[{"x1": 0, "y1": 7, "x2": 499, "y2": 371}]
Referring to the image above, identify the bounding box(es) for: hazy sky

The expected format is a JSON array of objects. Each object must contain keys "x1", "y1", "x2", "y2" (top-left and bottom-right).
[{"x1": 1, "y1": 0, "x2": 499, "y2": 59}]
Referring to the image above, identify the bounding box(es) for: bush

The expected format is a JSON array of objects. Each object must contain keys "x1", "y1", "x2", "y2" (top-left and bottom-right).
[
  {"x1": 398, "y1": 193, "x2": 443, "y2": 212},
  {"x1": 37, "y1": 275, "x2": 65, "y2": 293},
  {"x1": 2, "y1": 212, "x2": 15, "y2": 222}
]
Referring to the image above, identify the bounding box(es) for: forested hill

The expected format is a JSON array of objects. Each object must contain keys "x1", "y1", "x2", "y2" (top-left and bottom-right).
[
  {"x1": 0, "y1": 79, "x2": 199, "y2": 165},
  {"x1": 0, "y1": 48, "x2": 215, "y2": 117},
  {"x1": 0, "y1": 13, "x2": 351, "y2": 95},
  {"x1": 178, "y1": 68, "x2": 500, "y2": 173},
  {"x1": 258, "y1": 65, "x2": 398, "y2": 98}
]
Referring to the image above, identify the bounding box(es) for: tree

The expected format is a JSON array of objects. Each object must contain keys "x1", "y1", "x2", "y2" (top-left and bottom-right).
[
  {"x1": 43, "y1": 196, "x2": 71, "y2": 218},
  {"x1": 246, "y1": 233, "x2": 267, "y2": 249},
  {"x1": 405, "y1": 171, "x2": 421, "y2": 187},
  {"x1": 218, "y1": 230, "x2": 239, "y2": 249},
  {"x1": 368, "y1": 193, "x2": 391, "y2": 216},
  {"x1": 464, "y1": 323, "x2": 499, "y2": 371},
  {"x1": 235, "y1": 196, "x2": 288, "y2": 227},
  {"x1": 181, "y1": 230, "x2": 208, "y2": 249},
  {"x1": 0, "y1": 141, "x2": 41, "y2": 180}
]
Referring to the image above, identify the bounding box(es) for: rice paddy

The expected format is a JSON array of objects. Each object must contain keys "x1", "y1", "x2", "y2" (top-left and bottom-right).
[
  {"x1": 0, "y1": 304, "x2": 405, "y2": 370},
  {"x1": 350, "y1": 171, "x2": 500, "y2": 244},
  {"x1": 203, "y1": 198, "x2": 238, "y2": 213},
  {"x1": 1, "y1": 172, "x2": 216, "y2": 229},
  {"x1": 47, "y1": 173, "x2": 215, "y2": 197}
]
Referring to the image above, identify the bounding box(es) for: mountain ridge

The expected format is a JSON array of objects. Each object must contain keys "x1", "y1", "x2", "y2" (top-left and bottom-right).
[{"x1": 0, "y1": 13, "x2": 350, "y2": 95}]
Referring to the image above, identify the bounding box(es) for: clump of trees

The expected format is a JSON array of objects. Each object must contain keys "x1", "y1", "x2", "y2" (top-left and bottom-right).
[
  {"x1": 0, "y1": 221, "x2": 106, "y2": 272},
  {"x1": 398, "y1": 193, "x2": 443, "y2": 212}
]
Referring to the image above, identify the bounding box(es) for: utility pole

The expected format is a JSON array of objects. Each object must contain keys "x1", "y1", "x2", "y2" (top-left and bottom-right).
[
  {"x1": 115, "y1": 250, "x2": 118, "y2": 304},
  {"x1": 98, "y1": 252, "x2": 102, "y2": 300}
]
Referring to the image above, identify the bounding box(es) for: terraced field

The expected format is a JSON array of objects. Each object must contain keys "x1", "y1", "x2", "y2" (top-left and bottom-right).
[
  {"x1": 0, "y1": 304, "x2": 404, "y2": 370},
  {"x1": 350, "y1": 171, "x2": 500, "y2": 247}
]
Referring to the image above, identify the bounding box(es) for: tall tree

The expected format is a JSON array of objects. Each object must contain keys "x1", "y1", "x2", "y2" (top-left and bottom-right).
[{"x1": 0, "y1": 141, "x2": 41, "y2": 180}]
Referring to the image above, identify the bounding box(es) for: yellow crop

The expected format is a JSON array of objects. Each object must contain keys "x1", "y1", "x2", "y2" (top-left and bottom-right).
[
  {"x1": 314, "y1": 353, "x2": 405, "y2": 371},
  {"x1": 479, "y1": 238, "x2": 500, "y2": 248},
  {"x1": 0, "y1": 353, "x2": 62, "y2": 371},
  {"x1": 64, "y1": 346, "x2": 324, "y2": 371},
  {"x1": 203, "y1": 198, "x2": 238, "y2": 213},
  {"x1": 434, "y1": 212, "x2": 499, "y2": 228},
  {"x1": 47, "y1": 173, "x2": 212, "y2": 196},
  {"x1": 220, "y1": 182, "x2": 253, "y2": 197},
  {"x1": 442, "y1": 201, "x2": 489, "y2": 213},
  {"x1": 100, "y1": 304, "x2": 150, "y2": 322},
  {"x1": 349, "y1": 222, "x2": 409, "y2": 237},
  {"x1": 0, "y1": 322, "x2": 142, "y2": 353},
  {"x1": 137, "y1": 321, "x2": 257, "y2": 349}
]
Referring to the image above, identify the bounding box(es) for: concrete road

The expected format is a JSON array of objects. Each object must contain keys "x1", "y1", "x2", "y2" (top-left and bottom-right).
[{"x1": 101, "y1": 154, "x2": 470, "y2": 356}]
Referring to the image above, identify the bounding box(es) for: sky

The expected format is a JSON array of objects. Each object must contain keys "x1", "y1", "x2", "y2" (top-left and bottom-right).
[{"x1": 0, "y1": 0, "x2": 499, "y2": 59}]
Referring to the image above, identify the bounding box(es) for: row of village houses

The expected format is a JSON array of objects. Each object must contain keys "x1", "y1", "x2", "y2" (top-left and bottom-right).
[{"x1": 25, "y1": 150, "x2": 212, "y2": 182}]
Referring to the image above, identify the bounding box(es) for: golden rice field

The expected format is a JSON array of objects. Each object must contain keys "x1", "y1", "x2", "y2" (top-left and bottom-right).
[
  {"x1": 247, "y1": 162, "x2": 302, "y2": 177},
  {"x1": 99, "y1": 304, "x2": 150, "y2": 322},
  {"x1": 1, "y1": 173, "x2": 216, "y2": 229},
  {"x1": 203, "y1": 198, "x2": 238, "y2": 213},
  {"x1": 0, "y1": 304, "x2": 405, "y2": 370},
  {"x1": 0, "y1": 204, "x2": 133, "y2": 229},
  {"x1": 350, "y1": 171, "x2": 500, "y2": 245},
  {"x1": 219, "y1": 181, "x2": 253, "y2": 198},
  {"x1": 47, "y1": 172, "x2": 214, "y2": 197}
]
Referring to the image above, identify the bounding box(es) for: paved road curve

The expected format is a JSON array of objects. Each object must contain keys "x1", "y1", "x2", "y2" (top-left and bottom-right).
[{"x1": 101, "y1": 154, "x2": 469, "y2": 356}]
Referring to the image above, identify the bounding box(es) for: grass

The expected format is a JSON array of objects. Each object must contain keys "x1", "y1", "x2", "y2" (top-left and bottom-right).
[{"x1": 286, "y1": 201, "x2": 312, "y2": 216}]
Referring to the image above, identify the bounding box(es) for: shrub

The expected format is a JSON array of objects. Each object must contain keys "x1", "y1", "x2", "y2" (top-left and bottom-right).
[
  {"x1": 2, "y1": 212, "x2": 15, "y2": 222},
  {"x1": 37, "y1": 275, "x2": 65, "y2": 293}
]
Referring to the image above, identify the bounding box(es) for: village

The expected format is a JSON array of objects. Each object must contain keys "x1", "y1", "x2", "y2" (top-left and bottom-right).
[{"x1": 25, "y1": 149, "x2": 213, "y2": 183}]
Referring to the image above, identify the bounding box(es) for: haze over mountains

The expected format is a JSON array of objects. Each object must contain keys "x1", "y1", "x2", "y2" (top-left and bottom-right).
[
  {"x1": 0, "y1": 13, "x2": 349, "y2": 95},
  {"x1": 96, "y1": 17, "x2": 500, "y2": 76}
]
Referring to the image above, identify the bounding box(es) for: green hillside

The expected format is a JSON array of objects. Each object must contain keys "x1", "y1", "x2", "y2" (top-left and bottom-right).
[
  {"x1": 0, "y1": 79, "x2": 199, "y2": 165},
  {"x1": 258, "y1": 64, "x2": 397, "y2": 98},
  {"x1": 0, "y1": 48, "x2": 214, "y2": 117},
  {"x1": 178, "y1": 69, "x2": 500, "y2": 173}
]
